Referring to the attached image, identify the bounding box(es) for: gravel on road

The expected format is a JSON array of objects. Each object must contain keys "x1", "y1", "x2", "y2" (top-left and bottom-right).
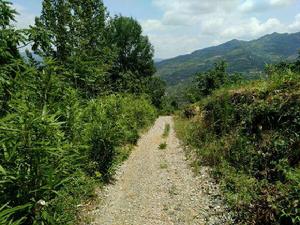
[{"x1": 85, "y1": 116, "x2": 232, "y2": 225}]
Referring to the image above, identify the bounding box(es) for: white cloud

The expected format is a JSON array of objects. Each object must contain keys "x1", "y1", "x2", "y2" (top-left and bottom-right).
[
  {"x1": 288, "y1": 14, "x2": 300, "y2": 32},
  {"x1": 269, "y1": 0, "x2": 296, "y2": 6},
  {"x1": 201, "y1": 18, "x2": 225, "y2": 35},
  {"x1": 221, "y1": 17, "x2": 285, "y2": 39},
  {"x1": 239, "y1": 0, "x2": 256, "y2": 12},
  {"x1": 142, "y1": 19, "x2": 164, "y2": 32},
  {"x1": 142, "y1": 0, "x2": 299, "y2": 58},
  {"x1": 162, "y1": 12, "x2": 199, "y2": 26},
  {"x1": 238, "y1": 0, "x2": 270, "y2": 13},
  {"x1": 148, "y1": 34, "x2": 203, "y2": 59},
  {"x1": 152, "y1": 0, "x2": 239, "y2": 27}
]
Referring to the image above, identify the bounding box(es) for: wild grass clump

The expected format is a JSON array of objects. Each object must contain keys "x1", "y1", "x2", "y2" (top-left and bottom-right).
[
  {"x1": 163, "y1": 124, "x2": 170, "y2": 138},
  {"x1": 159, "y1": 142, "x2": 167, "y2": 150},
  {"x1": 176, "y1": 71, "x2": 300, "y2": 224}
]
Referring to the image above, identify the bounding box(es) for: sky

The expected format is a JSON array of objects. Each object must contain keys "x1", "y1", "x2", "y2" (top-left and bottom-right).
[{"x1": 11, "y1": 0, "x2": 300, "y2": 59}]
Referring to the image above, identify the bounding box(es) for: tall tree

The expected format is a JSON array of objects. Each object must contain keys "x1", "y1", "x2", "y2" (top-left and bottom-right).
[
  {"x1": 107, "y1": 16, "x2": 156, "y2": 91},
  {"x1": 70, "y1": 0, "x2": 107, "y2": 55},
  {"x1": 30, "y1": 0, "x2": 114, "y2": 98},
  {"x1": 30, "y1": 1, "x2": 162, "y2": 98},
  {"x1": 0, "y1": 0, "x2": 24, "y2": 115},
  {"x1": 67, "y1": 0, "x2": 114, "y2": 97},
  {"x1": 31, "y1": 0, "x2": 110, "y2": 65},
  {"x1": 30, "y1": 0, "x2": 72, "y2": 61},
  {"x1": 0, "y1": 0, "x2": 22, "y2": 63}
]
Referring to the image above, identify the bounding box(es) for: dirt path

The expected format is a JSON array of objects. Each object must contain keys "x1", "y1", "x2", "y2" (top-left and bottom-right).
[{"x1": 88, "y1": 116, "x2": 231, "y2": 225}]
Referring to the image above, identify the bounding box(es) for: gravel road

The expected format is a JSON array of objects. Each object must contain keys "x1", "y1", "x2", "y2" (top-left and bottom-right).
[{"x1": 88, "y1": 116, "x2": 232, "y2": 225}]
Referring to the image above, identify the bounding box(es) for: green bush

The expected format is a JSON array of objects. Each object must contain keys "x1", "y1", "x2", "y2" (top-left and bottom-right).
[
  {"x1": 76, "y1": 94, "x2": 156, "y2": 178},
  {"x1": 0, "y1": 61, "x2": 156, "y2": 224},
  {"x1": 0, "y1": 92, "x2": 156, "y2": 224}
]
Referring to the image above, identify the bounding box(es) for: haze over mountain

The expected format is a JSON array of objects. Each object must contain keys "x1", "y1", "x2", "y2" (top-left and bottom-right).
[
  {"x1": 156, "y1": 32, "x2": 300, "y2": 87},
  {"x1": 154, "y1": 58, "x2": 164, "y2": 63}
]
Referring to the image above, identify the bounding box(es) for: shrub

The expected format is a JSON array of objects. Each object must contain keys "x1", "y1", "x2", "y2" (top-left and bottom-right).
[
  {"x1": 0, "y1": 78, "x2": 156, "y2": 224},
  {"x1": 76, "y1": 94, "x2": 156, "y2": 178}
]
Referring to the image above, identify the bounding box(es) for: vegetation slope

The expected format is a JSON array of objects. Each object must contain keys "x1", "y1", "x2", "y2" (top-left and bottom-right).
[{"x1": 175, "y1": 60, "x2": 300, "y2": 224}]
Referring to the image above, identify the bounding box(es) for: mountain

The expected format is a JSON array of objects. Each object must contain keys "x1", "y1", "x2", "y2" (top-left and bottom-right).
[
  {"x1": 156, "y1": 32, "x2": 300, "y2": 87},
  {"x1": 154, "y1": 58, "x2": 164, "y2": 63}
]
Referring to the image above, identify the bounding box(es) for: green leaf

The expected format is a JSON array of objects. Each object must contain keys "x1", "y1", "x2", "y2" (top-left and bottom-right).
[{"x1": 0, "y1": 165, "x2": 6, "y2": 175}]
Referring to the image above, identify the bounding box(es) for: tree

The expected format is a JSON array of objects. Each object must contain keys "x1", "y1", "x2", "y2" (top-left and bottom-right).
[
  {"x1": 31, "y1": 0, "x2": 110, "y2": 64},
  {"x1": 292, "y1": 50, "x2": 300, "y2": 72},
  {"x1": 0, "y1": 0, "x2": 23, "y2": 63},
  {"x1": 30, "y1": 0, "x2": 114, "y2": 98},
  {"x1": 196, "y1": 61, "x2": 228, "y2": 96},
  {"x1": 144, "y1": 77, "x2": 166, "y2": 108},
  {"x1": 69, "y1": 0, "x2": 107, "y2": 55},
  {"x1": 107, "y1": 16, "x2": 156, "y2": 91},
  {"x1": 29, "y1": 1, "x2": 162, "y2": 99},
  {"x1": 68, "y1": 0, "x2": 115, "y2": 98},
  {"x1": 0, "y1": 0, "x2": 25, "y2": 115},
  {"x1": 30, "y1": 0, "x2": 72, "y2": 61},
  {"x1": 185, "y1": 84, "x2": 201, "y2": 104}
]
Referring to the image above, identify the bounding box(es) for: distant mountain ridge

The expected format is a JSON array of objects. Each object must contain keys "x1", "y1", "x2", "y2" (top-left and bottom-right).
[
  {"x1": 156, "y1": 32, "x2": 300, "y2": 86},
  {"x1": 154, "y1": 58, "x2": 164, "y2": 63}
]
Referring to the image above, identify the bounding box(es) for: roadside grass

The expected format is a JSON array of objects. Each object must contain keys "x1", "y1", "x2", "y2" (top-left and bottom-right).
[
  {"x1": 162, "y1": 123, "x2": 170, "y2": 138},
  {"x1": 159, "y1": 142, "x2": 167, "y2": 150},
  {"x1": 160, "y1": 161, "x2": 168, "y2": 169}
]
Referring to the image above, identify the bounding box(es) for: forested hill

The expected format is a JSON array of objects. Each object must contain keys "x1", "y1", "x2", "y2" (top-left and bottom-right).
[{"x1": 156, "y1": 32, "x2": 300, "y2": 86}]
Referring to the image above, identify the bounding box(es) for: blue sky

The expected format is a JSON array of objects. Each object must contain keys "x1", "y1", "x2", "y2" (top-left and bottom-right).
[{"x1": 11, "y1": 0, "x2": 300, "y2": 59}]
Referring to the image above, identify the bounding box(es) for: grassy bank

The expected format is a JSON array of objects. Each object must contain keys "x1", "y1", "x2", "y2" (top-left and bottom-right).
[{"x1": 175, "y1": 71, "x2": 300, "y2": 224}]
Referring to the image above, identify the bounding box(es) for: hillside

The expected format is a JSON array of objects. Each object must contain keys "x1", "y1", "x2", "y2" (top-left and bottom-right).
[
  {"x1": 156, "y1": 32, "x2": 300, "y2": 86},
  {"x1": 175, "y1": 68, "x2": 300, "y2": 224}
]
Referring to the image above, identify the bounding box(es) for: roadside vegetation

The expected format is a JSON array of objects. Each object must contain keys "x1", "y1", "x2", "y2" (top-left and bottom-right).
[
  {"x1": 0, "y1": 1, "x2": 163, "y2": 224},
  {"x1": 159, "y1": 142, "x2": 167, "y2": 150},
  {"x1": 162, "y1": 123, "x2": 170, "y2": 138},
  {"x1": 175, "y1": 58, "x2": 300, "y2": 224}
]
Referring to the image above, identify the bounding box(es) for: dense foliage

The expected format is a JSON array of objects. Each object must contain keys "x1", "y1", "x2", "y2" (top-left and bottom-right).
[
  {"x1": 0, "y1": 0, "x2": 161, "y2": 224},
  {"x1": 176, "y1": 61, "x2": 300, "y2": 224},
  {"x1": 196, "y1": 61, "x2": 243, "y2": 97},
  {"x1": 28, "y1": 0, "x2": 164, "y2": 101}
]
